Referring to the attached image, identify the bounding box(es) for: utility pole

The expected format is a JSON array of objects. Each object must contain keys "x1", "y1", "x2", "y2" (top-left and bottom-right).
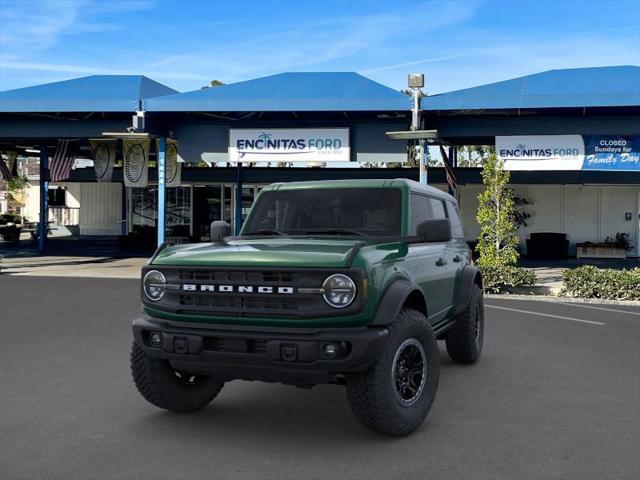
[{"x1": 408, "y1": 73, "x2": 426, "y2": 184}]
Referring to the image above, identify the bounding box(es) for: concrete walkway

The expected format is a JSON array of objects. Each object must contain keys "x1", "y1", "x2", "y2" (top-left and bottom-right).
[{"x1": 0, "y1": 255, "x2": 147, "y2": 278}]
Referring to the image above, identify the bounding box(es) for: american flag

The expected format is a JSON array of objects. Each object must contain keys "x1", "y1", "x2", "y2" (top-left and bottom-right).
[
  {"x1": 0, "y1": 156, "x2": 12, "y2": 181},
  {"x1": 49, "y1": 140, "x2": 78, "y2": 182},
  {"x1": 439, "y1": 145, "x2": 458, "y2": 192}
]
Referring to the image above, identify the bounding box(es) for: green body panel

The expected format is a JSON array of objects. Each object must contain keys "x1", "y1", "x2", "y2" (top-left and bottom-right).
[
  {"x1": 145, "y1": 179, "x2": 470, "y2": 329},
  {"x1": 153, "y1": 238, "x2": 360, "y2": 268}
]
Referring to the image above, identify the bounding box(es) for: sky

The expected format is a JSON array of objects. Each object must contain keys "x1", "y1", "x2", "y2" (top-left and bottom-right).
[{"x1": 0, "y1": 0, "x2": 639, "y2": 94}]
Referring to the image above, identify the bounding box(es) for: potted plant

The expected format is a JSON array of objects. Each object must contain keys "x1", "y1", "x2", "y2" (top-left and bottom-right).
[
  {"x1": 576, "y1": 233, "x2": 633, "y2": 259},
  {"x1": 0, "y1": 212, "x2": 23, "y2": 242}
]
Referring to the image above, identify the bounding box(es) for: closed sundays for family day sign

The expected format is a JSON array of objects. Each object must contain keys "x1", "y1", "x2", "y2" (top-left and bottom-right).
[
  {"x1": 497, "y1": 135, "x2": 640, "y2": 171},
  {"x1": 229, "y1": 128, "x2": 350, "y2": 162}
]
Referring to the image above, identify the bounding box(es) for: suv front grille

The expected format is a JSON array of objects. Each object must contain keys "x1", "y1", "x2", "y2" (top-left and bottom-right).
[
  {"x1": 144, "y1": 267, "x2": 365, "y2": 320},
  {"x1": 179, "y1": 293, "x2": 300, "y2": 318},
  {"x1": 179, "y1": 269, "x2": 299, "y2": 284}
]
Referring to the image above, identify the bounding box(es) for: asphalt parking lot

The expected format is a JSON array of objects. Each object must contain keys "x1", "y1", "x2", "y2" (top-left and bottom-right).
[{"x1": 1, "y1": 276, "x2": 638, "y2": 480}]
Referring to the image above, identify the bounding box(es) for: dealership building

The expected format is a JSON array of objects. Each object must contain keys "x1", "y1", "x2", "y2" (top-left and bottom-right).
[{"x1": 1, "y1": 66, "x2": 639, "y2": 257}]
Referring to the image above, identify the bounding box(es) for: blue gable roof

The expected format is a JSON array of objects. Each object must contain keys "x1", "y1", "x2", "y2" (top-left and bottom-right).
[
  {"x1": 0, "y1": 75, "x2": 178, "y2": 113},
  {"x1": 145, "y1": 72, "x2": 411, "y2": 112},
  {"x1": 422, "y1": 66, "x2": 640, "y2": 111}
]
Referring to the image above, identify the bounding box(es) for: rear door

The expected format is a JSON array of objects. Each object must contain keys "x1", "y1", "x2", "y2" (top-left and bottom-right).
[
  {"x1": 427, "y1": 197, "x2": 458, "y2": 314},
  {"x1": 406, "y1": 193, "x2": 451, "y2": 322},
  {"x1": 444, "y1": 199, "x2": 469, "y2": 303}
]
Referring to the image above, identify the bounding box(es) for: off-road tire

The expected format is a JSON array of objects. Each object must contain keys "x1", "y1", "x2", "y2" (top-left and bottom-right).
[
  {"x1": 345, "y1": 309, "x2": 439, "y2": 436},
  {"x1": 131, "y1": 342, "x2": 225, "y2": 413},
  {"x1": 445, "y1": 284, "x2": 484, "y2": 364}
]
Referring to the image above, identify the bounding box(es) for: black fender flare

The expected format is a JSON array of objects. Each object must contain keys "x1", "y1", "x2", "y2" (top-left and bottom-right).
[
  {"x1": 371, "y1": 279, "x2": 426, "y2": 326},
  {"x1": 453, "y1": 265, "x2": 482, "y2": 316}
]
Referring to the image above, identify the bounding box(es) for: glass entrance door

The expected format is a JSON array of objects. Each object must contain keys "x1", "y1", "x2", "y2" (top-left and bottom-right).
[
  {"x1": 231, "y1": 184, "x2": 265, "y2": 233},
  {"x1": 192, "y1": 184, "x2": 265, "y2": 241},
  {"x1": 193, "y1": 186, "x2": 226, "y2": 242}
]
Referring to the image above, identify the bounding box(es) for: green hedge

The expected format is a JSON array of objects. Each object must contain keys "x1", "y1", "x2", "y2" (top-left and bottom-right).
[
  {"x1": 479, "y1": 265, "x2": 537, "y2": 294},
  {"x1": 562, "y1": 266, "x2": 640, "y2": 301}
]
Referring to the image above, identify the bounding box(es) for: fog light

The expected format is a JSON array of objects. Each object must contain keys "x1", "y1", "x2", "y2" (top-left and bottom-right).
[
  {"x1": 323, "y1": 343, "x2": 338, "y2": 358},
  {"x1": 150, "y1": 332, "x2": 162, "y2": 347}
]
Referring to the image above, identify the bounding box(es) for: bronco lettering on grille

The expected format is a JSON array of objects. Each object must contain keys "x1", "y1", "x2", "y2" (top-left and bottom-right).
[{"x1": 182, "y1": 284, "x2": 295, "y2": 294}]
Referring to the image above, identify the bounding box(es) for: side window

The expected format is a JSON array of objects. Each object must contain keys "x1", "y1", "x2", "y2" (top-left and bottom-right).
[
  {"x1": 446, "y1": 200, "x2": 465, "y2": 238},
  {"x1": 409, "y1": 194, "x2": 432, "y2": 235},
  {"x1": 429, "y1": 198, "x2": 447, "y2": 220}
]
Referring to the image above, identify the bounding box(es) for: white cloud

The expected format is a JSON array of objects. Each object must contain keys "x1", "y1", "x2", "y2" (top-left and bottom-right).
[
  {"x1": 136, "y1": 1, "x2": 484, "y2": 89},
  {"x1": 0, "y1": 0, "x2": 153, "y2": 57},
  {"x1": 417, "y1": 30, "x2": 640, "y2": 94},
  {"x1": 360, "y1": 56, "x2": 459, "y2": 74},
  {"x1": 1, "y1": 0, "x2": 637, "y2": 95}
]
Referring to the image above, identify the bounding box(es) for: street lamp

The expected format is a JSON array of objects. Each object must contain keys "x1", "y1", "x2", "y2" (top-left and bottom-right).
[{"x1": 407, "y1": 73, "x2": 426, "y2": 184}]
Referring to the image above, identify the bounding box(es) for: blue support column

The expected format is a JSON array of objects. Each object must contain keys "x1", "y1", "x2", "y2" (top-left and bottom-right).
[
  {"x1": 157, "y1": 137, "x2": 166, "y2": 246},
  {"x1": 420, "y1": 140, "x2": 428, "y2": 185},
  {"x1": 235, "y1": 162, "x2": 243, "y2": 235},
  {"x1": 38, "y1": 145, "x2": 48, "y2": 254}
]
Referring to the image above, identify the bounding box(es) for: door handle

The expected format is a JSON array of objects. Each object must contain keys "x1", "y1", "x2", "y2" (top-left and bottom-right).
[
  {"x1": 453, "y1": 255, "x2": 462, "y2": 263},
  {"x1": 436, "y1": 257, "x2": 447, "y2": 267}
]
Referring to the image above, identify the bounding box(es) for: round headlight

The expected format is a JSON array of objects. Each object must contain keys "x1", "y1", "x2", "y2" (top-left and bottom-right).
[
  {"x1": 322, "y1": 274, "x2": 356, "y2": 308},
  {"x1": 143, "y1": 270, "x2": 166, "y2": 302}
]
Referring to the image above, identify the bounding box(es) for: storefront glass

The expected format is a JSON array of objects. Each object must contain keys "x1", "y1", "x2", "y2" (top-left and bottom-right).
[{"x1": 130, "y1": 186, "x2": 191, "y2": 242}]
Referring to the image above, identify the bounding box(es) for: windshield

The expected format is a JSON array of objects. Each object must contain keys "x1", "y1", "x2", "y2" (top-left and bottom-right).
[{"x1": 242, "y1": 188, "x2": 402, "y2": 237}]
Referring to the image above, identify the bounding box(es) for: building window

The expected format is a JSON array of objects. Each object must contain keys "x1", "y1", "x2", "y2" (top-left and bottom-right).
[
  {"x1": 48, "y1": 188, "x2": 66, "y2": 207},
  {"x1": 166, "y1": 187, "x2": 191, "y2": 239},
  {"x1": 131, "y1": 187, "x2": 157, "y2": 229}
]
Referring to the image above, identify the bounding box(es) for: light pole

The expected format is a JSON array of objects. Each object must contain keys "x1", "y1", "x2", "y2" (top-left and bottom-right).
[{"x1": 408, "y1": 73, "x2": 426, "y2": 184}]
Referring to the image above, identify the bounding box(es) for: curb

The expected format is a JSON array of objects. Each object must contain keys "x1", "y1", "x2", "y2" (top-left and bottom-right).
[
  {"x1": 486, "y1": 293, "x2": 640, "y2": 307},
  {"x1": 500, "y1": 285, "x2": 558, "y2": 296}
]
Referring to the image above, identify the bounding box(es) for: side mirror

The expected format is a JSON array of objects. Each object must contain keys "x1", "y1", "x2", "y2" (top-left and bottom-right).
[
  {"x1": 210, "y1": 221, "x2": 230, "y2": 243},
  {"x1": 417, "y1": 219, "x2": 451, "y2": 243}
]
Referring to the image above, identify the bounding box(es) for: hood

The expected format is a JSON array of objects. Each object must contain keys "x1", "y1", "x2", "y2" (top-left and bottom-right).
[{"x1": 151, "y1": 238, "x2": 365, "y2": 268}]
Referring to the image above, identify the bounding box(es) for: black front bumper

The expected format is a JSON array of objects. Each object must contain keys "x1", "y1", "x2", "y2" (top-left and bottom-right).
[{"x1": 132, "y1": 317, "x2": 388, "y2": 386}]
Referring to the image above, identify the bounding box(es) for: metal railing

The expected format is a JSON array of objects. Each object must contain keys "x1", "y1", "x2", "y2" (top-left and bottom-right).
[{"x1": 48, "y1": 207, "x2": 79, "y2": 226}]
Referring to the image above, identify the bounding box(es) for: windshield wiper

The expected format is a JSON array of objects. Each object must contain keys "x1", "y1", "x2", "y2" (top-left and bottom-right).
[
  {"x1": 305, "y1": 228, "x2": 367, "y2": 237},
  {"x1": 244, "y1": 229, "x2": 289, "y2": 236}
]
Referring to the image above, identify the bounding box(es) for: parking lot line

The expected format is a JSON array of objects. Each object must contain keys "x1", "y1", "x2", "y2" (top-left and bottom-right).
[
  {"x1": 536, "y1": 301, "x2": 640, "y2": 316},
  {"x1": 485, "y1": 304, "x2": 606, "y2": 326}
]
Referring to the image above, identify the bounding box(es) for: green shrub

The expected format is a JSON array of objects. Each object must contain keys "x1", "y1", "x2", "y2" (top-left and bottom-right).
[
  {"x1": 479, "y1": 265, "x2": 537, "y2": 293},
  {"x1": 562, "y1": 266, "x2": 640, "y2": 301}
]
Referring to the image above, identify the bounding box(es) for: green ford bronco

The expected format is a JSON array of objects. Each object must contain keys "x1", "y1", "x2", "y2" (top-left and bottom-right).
[{"x1": 131, "y1": 179, "x2": 484, "y2": 436}]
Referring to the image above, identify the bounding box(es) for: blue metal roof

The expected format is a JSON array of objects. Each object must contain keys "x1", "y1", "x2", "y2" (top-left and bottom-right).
[
  {"x1": 422, "y1": 66, "x2": 640, "y2": 111},
  {"x1": 145, "y1": 72, "x2": 411, "y2": 112},
  {"x1": 0, "y1": 75, "x2": 178, "y2": 113}
]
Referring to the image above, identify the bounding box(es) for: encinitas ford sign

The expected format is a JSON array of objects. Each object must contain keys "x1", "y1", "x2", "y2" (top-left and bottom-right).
[
  {"x1": 229, "y1": 128, "x2": 350, "y2": 162},
  {"x1": 496, "y1": 135, "x2": 585, "y2": 170}
]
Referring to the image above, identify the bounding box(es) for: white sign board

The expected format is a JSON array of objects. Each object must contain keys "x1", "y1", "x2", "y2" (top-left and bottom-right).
[
  {"x1": 229, "y1": 128, "x2": 350, "y2": 163},
  {"x1": 496, "y1": 135, "x2": 585, "y2": 170}
]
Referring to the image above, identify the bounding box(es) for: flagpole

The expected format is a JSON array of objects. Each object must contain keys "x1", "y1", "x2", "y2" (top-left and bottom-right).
[{"x1": 38, "y1": 144, "x2": 48, "y2": 254}]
